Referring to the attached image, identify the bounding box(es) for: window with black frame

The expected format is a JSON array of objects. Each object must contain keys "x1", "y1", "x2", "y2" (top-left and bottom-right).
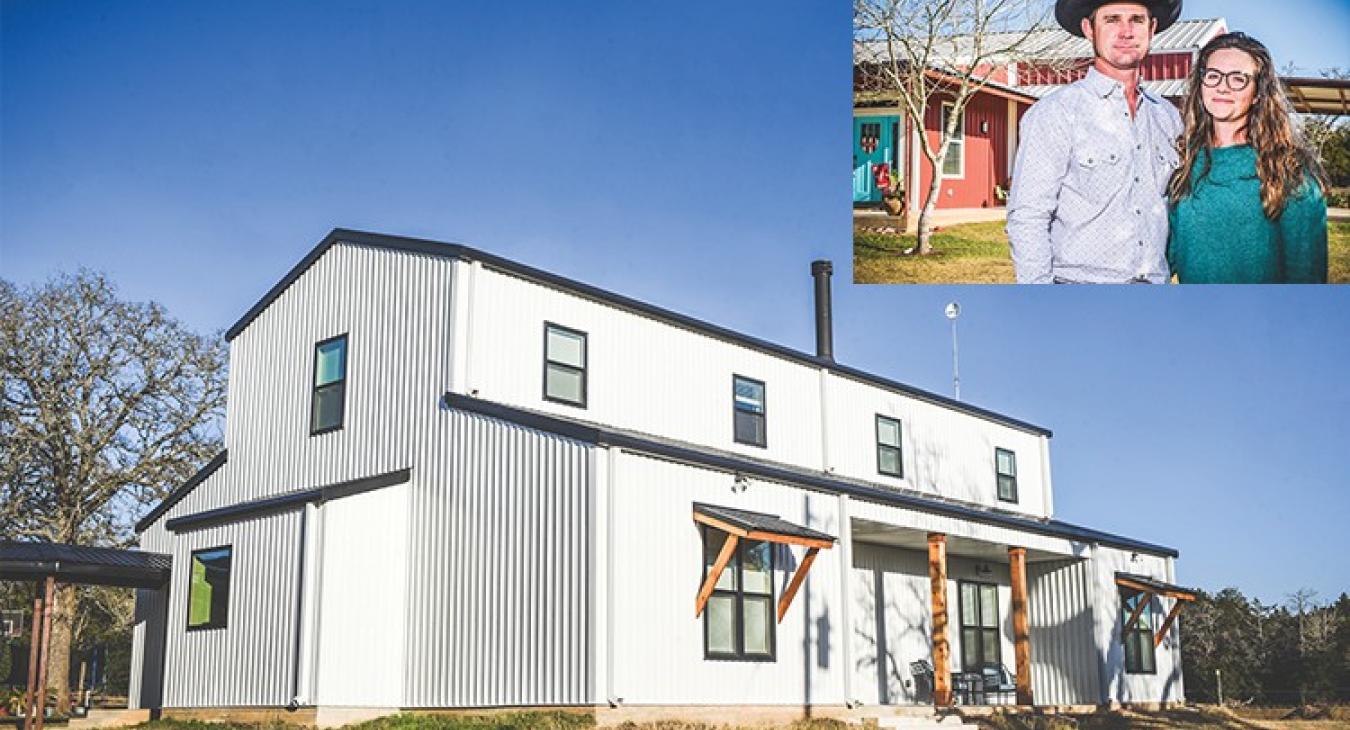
[
  {"x1": 311, "y1": 334, "x2": 348, "y2": 435},
  {"x1": 187, "y1": 546, "x2": 232, "y2": 630},
  {"x1": 543, "y1": 323, "x2": 587, "y2": 407},
  {"x1": 732, "y1": 375, "x2": 766, "y2": 447},
  {"x1": 1121, "y1": 589, "x2": 1157, "y2": 673},
  {"x1": 995, "y1": 447, "x2": 1017, "y2": 502},
  {"x1": 959, "y1": 581, "x2": 1000, "y2": 672},
  {"x1": 876, "y1": 414, "x2": 903, "y2": 477},
  {"x1": 702, "y1": 528, "x2": 775, "y2": 660}
]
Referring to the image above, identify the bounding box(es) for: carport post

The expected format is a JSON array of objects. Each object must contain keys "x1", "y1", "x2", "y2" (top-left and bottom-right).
[
  {"x1": 23, "y1": 581, "x2": 43, "y2": 730},
  {"x1": 34, "y1": 576, "x2": 55, "y2": 730}
]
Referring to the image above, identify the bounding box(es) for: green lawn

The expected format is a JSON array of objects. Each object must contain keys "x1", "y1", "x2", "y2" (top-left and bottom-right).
[{"x1": 855, "y1": 221, "x2": 1350, "y2": 284}]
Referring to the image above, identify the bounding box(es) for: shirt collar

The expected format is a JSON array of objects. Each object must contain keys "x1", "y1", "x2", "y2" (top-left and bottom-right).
[{"x1": 1083, "y1": 66, "x2": 1161, "y2": 105}]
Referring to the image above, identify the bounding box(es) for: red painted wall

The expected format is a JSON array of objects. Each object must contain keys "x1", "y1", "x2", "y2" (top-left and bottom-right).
[
  {"x1": 1019, "y1": 52, "x2": 1193, "y2": 85},
  {"x1": 916, "y1": 93, "x2": 1020, "y2": 210}
]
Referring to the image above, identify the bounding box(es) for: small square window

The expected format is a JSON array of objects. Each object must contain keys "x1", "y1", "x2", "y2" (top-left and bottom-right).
[
  {"x1": 732, "y1": 376, "x2": 766, "y2": 447},
  {"x1": 311, "y1": 335, "x2": 348, "y2": 435},
  {"x1": 187, "y1": 546, "x2": 232, "y2": 631},
  {"x1": 876, "y1": 415, "x2": 903, "y2": 478},
  {"x1": 995, "y1": 447, "x2": 1018, "y2": 502},
  {"x1": 544, "y1": 323, "x2": 587, "y2": 407}
]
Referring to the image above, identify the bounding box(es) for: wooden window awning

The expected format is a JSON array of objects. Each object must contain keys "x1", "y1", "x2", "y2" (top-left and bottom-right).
[
  {"x1": 692, "y1": 503, "x2": 835, "y2": 623},
  {"x1": 1116, "y1": 572, "x2": 1197, "y2": 647}
]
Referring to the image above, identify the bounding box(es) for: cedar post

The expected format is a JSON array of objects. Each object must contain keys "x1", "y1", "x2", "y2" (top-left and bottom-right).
[
  {"x1": 928, "y1": 533, "x2": 951, "y2": 707},
  {"x1": 34, "y1": 576, "x2": 55, "y2": 730},
  {"x1": 1008, "y1": 547, "x2": 1034, "y2": 706},
  {"x1": 23, "y1": 582, "x2": 43, "y2": 730}
]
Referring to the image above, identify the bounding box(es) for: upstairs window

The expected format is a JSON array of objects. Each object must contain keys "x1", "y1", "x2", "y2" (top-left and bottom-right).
[
  {"x1": 187, "y1": 546, "x2": 232, "y2": 631},
  {"x1": 1121, "y1": 590, "x2": 1157, "y2": 674},
  {"x1": 995, "y1": 447, "x2": 1018, "y2": 502},
  {"x1": 544, "y1": 323, "x2": 587, "y2": 407},
  {"x1": 876, "y1": 415, "x2": 903, "y2": 478},
  {"x1": 732, "y1": 375, "x2": 767, "y2": 447},
  {"x1": 311, "y1": 335, "x2": 348, "y2": 435},
  {"x1": 702, "y1": 528, "x2": 775, "y2": 661}
]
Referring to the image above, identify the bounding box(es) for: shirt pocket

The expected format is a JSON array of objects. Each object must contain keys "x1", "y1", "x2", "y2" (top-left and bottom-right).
[
  {"x1": 1153, "y1": 142, "x2": 1181, "y2": 198},
  {"x1": 1069, "y1": 144, "x2": 1126, "y2": 204}
]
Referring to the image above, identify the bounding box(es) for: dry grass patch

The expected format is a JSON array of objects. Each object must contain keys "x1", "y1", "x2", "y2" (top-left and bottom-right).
[{"x1": 1328, "y1": 222, "x2": 1350, "y2": 284}]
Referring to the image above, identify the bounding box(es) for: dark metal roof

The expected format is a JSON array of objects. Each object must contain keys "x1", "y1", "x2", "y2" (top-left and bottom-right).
[
  {"x1": 1116, "y1": 571, "x2": 1197, "y2": 598},
  {"x1": 223, "y1": 228, "x2": 1051, "y2": 437},
  {"x1": 0, "y1": 542, "x2": 172, "y2": 589},
  {"x1": 444, "y1": 392, "x2": 1178, "y2": 558},
  {"x1": 694, "y1": 503, "x2": 837, "y2": 543},
  {"x1": 135, "y1": 450, "x2": 228, "y2": 533}
]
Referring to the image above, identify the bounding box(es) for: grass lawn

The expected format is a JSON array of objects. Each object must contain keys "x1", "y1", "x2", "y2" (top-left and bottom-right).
[{"x1": 855, "y1": 221, "x2": 1350, "y2": 285}]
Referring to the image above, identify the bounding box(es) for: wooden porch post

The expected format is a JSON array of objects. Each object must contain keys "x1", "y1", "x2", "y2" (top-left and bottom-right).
[
  {"x1": 23, "y1": 581, "x2": 43, "y2": 730},
  {"x1": 928, "y1": 533, "x2": 952, "y2": 707},
  {"x1": 34, "y1": 576, "x2": 55, "y2": 730},
  {"x1": 1008, "y1": 547, "x2": 1034, "y2": 706}
]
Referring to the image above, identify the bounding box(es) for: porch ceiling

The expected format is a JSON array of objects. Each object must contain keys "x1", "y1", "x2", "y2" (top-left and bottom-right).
[{"x1": 850, "y1": 518, "x2": 1066, "y2": 563}]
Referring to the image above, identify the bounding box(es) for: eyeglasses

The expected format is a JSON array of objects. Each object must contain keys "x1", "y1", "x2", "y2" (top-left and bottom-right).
[{"x1": 1200, "y1": 68, "x2": 1253, "y2": 91}]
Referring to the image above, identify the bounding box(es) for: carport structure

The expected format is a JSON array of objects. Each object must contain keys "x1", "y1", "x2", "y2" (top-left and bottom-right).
[{"x1": 0, "y1": 542, "x2": 171, "y2": 730}]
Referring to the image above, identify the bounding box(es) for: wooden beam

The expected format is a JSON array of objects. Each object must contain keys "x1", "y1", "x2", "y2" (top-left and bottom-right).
[
  {"x1": 23, "y1": 582, "x2": 43, "y2": 730},
  {"x1": 928, "y1": 533, "x2": 952, "y2": 707},
  {"x1": 1122, "y1": 590, "x2": 1152, "y2": 635},
  {"x1": 1115, "y1": 576, "x2": 1195, "y2": 601},
  {"x1": 1155, "y1": 600, "x2": 1185, "y2": 648},
  {"x1": 746, "y1": 531, "x2": 835, "y2": 550},
  {"x1": 34, "y1": 576, "x2": 55, "y2": 730},
  {"x1": 1008, "y1": 547, "x2": 1033, "y2": 706},
  {"x1": 695, "y1": 533, "x2": 739, "y2": 618},
  {"x1": 691, "y1": 511, "x2": 749, "y2": 538},
  {"x1": 777, "y1": 547, "x2": 820, "y2": 623}
]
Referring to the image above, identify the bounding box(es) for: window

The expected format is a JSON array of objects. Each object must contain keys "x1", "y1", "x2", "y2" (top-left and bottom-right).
[
  {"x1": 876, "y1": 415, "x2": 904, "y2": 478},
  {"x1": 544, "y1": 323, "x2": 587, "y2": 407},
  {"x1": 996, "y1": 448, "x2": 1018, "y2": 502},
  {"x1": 732, "y1": 376, "x2": 766, "y2": 447},
  {"x1": 311, "y1": 335, "x2": 348, "y2": 435},
  {"x1": 958, "y1": 581, "x2": 1001, "y2": 671},
  {"x1": 1121, "y1": 590, "x2": 1157, "y2": 673},
  {"x1": 703, "y1": 528, "x2": 775, "y2": 661},
  {"x1": 941, "y1": 103, "x2": 965, "y2": 178},
  {"x1": 187, "y1": 546, "x2": 232, "y2": 631}
]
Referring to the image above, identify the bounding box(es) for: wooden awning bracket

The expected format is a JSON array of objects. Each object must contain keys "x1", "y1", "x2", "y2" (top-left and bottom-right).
[
  {"x1": 1115, "y1": 574, "x2": 1194, "y2": 641},
  {"x1": 692, "y1": 510, "x2": 834, "y2": 622}
]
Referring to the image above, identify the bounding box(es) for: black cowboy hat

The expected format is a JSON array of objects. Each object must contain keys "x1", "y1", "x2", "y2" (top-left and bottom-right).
[{"x1": 1055, "y1": 0, "x2": 1182, "y2": 37}]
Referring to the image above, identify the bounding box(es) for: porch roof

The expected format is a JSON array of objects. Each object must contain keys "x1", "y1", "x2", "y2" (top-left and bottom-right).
[
  {"x1": 0, "y1": 541, "x2": 172, "y2": 589},
  {"x1": 443, "y1": 392, "x2": 1181, "y2": 558},
  {"x1": 693, "y1": 503, "x2": 836, "y2": 546}
]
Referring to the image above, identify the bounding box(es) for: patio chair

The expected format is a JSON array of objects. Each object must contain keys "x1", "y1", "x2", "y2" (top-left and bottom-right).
[
  {"x1": 981, "y1": 664, "x2": 1017, "y2": 704},
  {"x1": 908, "y1": 659, "x2": 934, "y2": 703}
]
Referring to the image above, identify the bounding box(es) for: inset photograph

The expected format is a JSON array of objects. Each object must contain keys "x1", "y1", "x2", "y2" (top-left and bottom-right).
[{"x1": 853, "y1": 0, "x2": 1348, "y2": 284}]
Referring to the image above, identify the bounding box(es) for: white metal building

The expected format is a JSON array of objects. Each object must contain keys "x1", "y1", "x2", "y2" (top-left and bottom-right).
[{"x1": 129, "y1": 229, "x2": 1193, "y2": 722}]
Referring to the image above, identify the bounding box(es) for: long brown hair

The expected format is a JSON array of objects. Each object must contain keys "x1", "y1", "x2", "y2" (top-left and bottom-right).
[{"x1": 1168, "y1": 32, "x2": 1326, "y2": 219}]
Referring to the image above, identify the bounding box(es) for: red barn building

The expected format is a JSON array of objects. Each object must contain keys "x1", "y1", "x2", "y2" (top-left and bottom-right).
[{"x1": 854, "y1": 18, "x2": 1228, "y2": 218}]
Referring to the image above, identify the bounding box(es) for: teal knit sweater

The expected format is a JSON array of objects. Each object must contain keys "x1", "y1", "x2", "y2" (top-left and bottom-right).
[{"x1": 1168, "y1": 144, "x2": 1327, "y2": 283}]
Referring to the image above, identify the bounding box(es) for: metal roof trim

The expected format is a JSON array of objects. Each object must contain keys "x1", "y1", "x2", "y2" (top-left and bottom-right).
[{"x1": 134, "y1": 450, "x2": 228, "y2": 534}]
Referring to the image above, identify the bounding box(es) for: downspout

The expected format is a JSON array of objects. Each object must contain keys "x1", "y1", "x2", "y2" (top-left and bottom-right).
[
  {"x1": 604, "y1": 447, "x2": 620, "y2": 706},
  {"x1": 838, "y1": 494, "x2": 855, "y2": 706},
  {"x1": 288, "y1": 506, "x2": 309, "y2": 709}
]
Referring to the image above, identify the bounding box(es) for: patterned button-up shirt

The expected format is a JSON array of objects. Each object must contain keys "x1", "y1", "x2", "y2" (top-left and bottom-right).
[{"x1": 1007, "y1": 67, "x2": 1183, "y2": 283}]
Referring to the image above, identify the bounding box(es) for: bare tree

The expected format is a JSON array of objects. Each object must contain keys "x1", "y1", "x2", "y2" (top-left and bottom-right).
[
  {"x1": 0, "y1": 271, "x2": 226, "y2": 713},
  {"x1": 855, "y1": 0, "x2": 1067, "y2": 254}
]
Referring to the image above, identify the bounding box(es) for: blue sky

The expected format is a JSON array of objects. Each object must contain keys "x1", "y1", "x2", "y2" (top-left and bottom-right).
[{"x1": 2, "y1": 0, "x2": 1347, "y2": 605}]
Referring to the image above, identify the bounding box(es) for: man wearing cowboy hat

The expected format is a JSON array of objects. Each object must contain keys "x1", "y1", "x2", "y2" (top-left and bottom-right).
[{"x1": 1006, "y1": 0, "x2": 1183, "y2": 283}]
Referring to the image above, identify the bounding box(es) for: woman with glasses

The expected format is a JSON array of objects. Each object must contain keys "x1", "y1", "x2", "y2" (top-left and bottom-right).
[{"x1": 1167, "y1": 32, "x2": 1328, "y2": 283}]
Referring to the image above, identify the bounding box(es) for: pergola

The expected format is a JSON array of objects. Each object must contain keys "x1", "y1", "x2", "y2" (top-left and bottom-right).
[
  {"x1": 1283, "y1": 77, "x2": 1350, "y2": 116},
  {"x1": 0, "y1": 542, "x2": 171, "y2": 730}
]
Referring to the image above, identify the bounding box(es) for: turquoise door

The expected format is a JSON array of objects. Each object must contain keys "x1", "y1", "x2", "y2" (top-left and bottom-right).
[{"x1": 853, "y1": 116, "x2": 900, "y2": 203}]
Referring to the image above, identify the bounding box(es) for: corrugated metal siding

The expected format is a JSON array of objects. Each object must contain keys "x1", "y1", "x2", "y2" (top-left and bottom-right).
[
  {"x1": 402, "y1": 410, "x2": 592, "y2": 707},
  {"x1": 128, "y1": 587, "x2": 166, "y2": 709},
  {"x1": 608, "y1": 450, "x2": 844, "y2": 705},
  {"x1": 824, "y1": 375, "x2": 1048, "y2": 518},
  {"x1": 1028, "y1": 559, "x2": 1100, "y2": 706},
  {"x1": 466, "y1": 267, "x2": 826, "y2": 472},
  {"x1": 160, "y1": 510, "x2": 303, "y2": 707},
  {"x1": 1090, "y1": 547, "x2": 1185, "y2": 704},
  {"x1": 221, "y1": 243, "x2": 453, "y2": 506},
  {"x1": 918, "y1": 93, "x2": 1013, "y2": 210},
  {"x1": 314, "y1": 483, "x2": 409, "y2": 707}
]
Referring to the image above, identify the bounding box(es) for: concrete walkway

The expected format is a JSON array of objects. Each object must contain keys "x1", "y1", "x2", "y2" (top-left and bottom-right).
[{"x1": 1330, "y1": 207, "x2": 1349, "y2": 222}]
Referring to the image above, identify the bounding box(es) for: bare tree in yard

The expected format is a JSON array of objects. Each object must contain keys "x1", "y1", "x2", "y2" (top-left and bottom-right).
[
  {"x1": 0, "y1": 271, "x2": 226, "y2": 713},
  {"x1": 855, "y1": 0, "x2": 1066, "y2": 254}
]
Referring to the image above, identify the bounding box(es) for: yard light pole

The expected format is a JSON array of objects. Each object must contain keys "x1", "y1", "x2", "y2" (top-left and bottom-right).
[{"x1": 945, "y1": 302, "x2": 961, "y2": 401}]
